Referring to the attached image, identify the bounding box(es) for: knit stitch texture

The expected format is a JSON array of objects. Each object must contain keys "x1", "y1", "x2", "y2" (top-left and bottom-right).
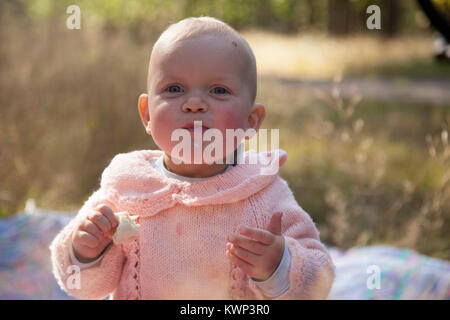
[{"x1": 49, "y1": 149, "x2": 335, "y2": 299}]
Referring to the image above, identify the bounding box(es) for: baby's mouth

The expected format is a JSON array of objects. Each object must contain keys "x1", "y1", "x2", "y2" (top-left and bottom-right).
[
  {"x1": 184, "y1": 126, "x2": 209, "y2": 132},
  {"x1": 181, "y1": 122, "x2": 210, "y2": 132}
]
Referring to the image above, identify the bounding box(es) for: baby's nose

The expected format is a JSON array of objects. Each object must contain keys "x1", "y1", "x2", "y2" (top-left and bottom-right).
[{"x1": 182, "y1": 97, "x2": 208, "y2": 113}]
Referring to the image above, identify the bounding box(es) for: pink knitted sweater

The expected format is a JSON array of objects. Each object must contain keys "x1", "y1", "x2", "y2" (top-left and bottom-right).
[{"x1": 49, "y1": 149, "x2": 335, "y2": 300}]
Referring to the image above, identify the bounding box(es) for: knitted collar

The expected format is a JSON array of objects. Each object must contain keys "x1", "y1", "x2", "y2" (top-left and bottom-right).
[
  {"x1": 100, "y1": 149, "x2": 287, "y2": 218},
  {"x1": 150, "y1": 154, "x2": 234, "y2": 182}
]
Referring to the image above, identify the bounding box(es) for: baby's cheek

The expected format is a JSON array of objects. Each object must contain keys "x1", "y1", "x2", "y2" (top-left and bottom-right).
[
  {"x1": 149, "y1": 111, "x2": 177, "y2": 150},
  {"x1": 216, "y1": 108, "x2": 247, "y2": 131},
  {"x1": 215, "y1": 114, "x2": 249, "y2": 157}
]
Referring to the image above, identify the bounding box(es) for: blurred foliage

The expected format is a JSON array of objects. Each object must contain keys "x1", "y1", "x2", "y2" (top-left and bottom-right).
[
  {"x1": 260, "y1": 80, "x2": 450, "y2": 259},
  {"x1": 0, "y1": 0, "x2": 440, "y2": 35},
  {"x1": 433, "y1": 0, "x2": 450, "y2": 14}
]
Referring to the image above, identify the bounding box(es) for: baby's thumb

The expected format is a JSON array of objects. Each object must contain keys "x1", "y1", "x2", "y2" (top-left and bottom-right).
[{"x1": 266, "y1": 212, "x2": 283, "y2": 236}]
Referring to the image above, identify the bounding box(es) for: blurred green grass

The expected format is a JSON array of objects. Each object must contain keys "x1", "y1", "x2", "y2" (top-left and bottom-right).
[
  {"x1": 263, "y1": 94, "x2": 450, "y2": 258},
  {"x1": 362, "y1": 59, "x2": 450, "y2": 80},
  {"x1": 244, "y1": 31, "x2": 450, "y2": 80},
  {"x1": 0, "y1": 14, "x2": 448, "y2": 260}
]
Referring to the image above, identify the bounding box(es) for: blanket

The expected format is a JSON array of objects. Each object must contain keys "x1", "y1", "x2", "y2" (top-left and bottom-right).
[{"x1": 0, "y1": 208, "x2": 448, "y2": 300}]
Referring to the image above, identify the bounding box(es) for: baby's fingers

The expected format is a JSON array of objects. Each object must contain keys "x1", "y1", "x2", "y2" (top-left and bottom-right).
[
  {"x1": 87, "y1": 212, "x2": 111, "y2": 236},
  {"x1": 226, "y1": 246, "x2": 254, "y2": 277},
  {"x1": 238, "y1": 226, "x2": 274, "y2": 245},
  {"x1": 79, "y1": 219, "x2": 104, "y2": 241},
  {"x1": 75, "y1": 230, "x2": 100, "y2": 248},
  {"x1": 96, "y1": 205, "x2": 118, "y2": 229},
  {"x1": 88, "y1": 206, "x2": 116, "y2": 236},
  {"x1": 226, "y1": 242, "x2": 259, "y2": 266},
  {"x1": 227, "y1": 234, "x2": 265, "y2": 255}
]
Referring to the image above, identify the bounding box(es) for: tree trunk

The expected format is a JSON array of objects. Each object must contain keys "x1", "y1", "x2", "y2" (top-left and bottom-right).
[
  {"x1": 328, "y1": 0, "x2": 351, "y2": 35},
  {"x1": 307, "y1": 0, "x2": 316, "y2": 26},
  {"x1": 381, "y1": 0, "x2": 401, "y2": 37}
]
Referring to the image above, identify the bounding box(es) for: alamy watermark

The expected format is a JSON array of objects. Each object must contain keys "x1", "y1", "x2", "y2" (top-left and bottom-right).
[
  {"x1": 66, "y1": 5, "x2": 81, "y2": 30},
  {"x1": 170, "y1": 121, "x2": 280, "y2": 175},
  {"x1": 366, "y1": 5, "x2": 381, "y2": 30},
  {"x1": 66, "y1": 265, "x2": 81, "y2": 290},
  {"x1": 366, "y1": 265, "x2": 381, "y2": 290}
]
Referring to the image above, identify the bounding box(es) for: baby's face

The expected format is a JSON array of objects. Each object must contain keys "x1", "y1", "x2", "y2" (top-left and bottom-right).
[{"x1": 140, "y1": 33, "x2": 261, "y2": 163}]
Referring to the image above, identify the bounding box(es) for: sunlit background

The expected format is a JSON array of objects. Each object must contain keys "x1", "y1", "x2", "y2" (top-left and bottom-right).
[{"x1": 1, "y1": 0, "x2": 449, "y2": 264}]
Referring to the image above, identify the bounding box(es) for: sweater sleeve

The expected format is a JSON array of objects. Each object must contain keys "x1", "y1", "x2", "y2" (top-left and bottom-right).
[
  {"x1": 247, "y1": 176, "x2": 335, "y2": 300},
  {"x1": 49, "y1": 188, "x2": 125, "y2": 300},
  {"x1": 249, "y1": 239, "x2": 291, "y2": 297}
]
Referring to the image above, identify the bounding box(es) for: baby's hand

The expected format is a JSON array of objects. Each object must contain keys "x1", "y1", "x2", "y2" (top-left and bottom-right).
[
  {"x1": 226, "y1": 212, "x2": 284, "y2": 281},
  {"x1": 71, "y1": 204, "x2": 118, "y2": 263}
]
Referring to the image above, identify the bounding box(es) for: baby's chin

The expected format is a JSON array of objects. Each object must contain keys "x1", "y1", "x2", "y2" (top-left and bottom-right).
[{"x1": 162, "y1": 142, "x2": 238, "y2": 166}]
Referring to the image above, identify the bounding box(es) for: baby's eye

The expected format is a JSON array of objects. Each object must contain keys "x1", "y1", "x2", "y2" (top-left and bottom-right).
[
  {"x1": 166, "y1": 85, "x2": 183, "y2": 93},
  {"x1": 211, "y1": 87, "x2": 229, "y2": 95}
]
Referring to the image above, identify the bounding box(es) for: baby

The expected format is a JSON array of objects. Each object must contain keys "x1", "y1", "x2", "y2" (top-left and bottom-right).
[{"x1": 50, "y1": 16, "x2": 335, "y2": 300}]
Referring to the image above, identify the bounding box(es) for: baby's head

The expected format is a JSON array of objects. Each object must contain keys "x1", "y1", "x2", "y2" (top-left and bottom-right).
[{"x1": 138, "y1": 17, "x2": 265, "y2": 165}]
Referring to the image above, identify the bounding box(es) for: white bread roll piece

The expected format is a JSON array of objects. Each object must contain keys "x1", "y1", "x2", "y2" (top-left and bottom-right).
[{"x1": 112, "y1": 212, "x2": 140, "y2": 244}]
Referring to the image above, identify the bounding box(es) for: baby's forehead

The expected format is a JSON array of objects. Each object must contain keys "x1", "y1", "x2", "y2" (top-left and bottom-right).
[
  {"x1": 150, "y1": 34, "x2": 250, "y2": 80},
  {"x1": 154, "y1": 32, "x2": 249, "y2": 62}
]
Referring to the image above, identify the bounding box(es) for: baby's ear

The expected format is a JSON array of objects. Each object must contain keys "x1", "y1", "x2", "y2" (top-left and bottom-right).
[
  {"x1": 138, "y1": 94, "x2": 151, "y2": 132},
  {"x1": 247, "y1": 103, "x2": 265, "y2": 133}
]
